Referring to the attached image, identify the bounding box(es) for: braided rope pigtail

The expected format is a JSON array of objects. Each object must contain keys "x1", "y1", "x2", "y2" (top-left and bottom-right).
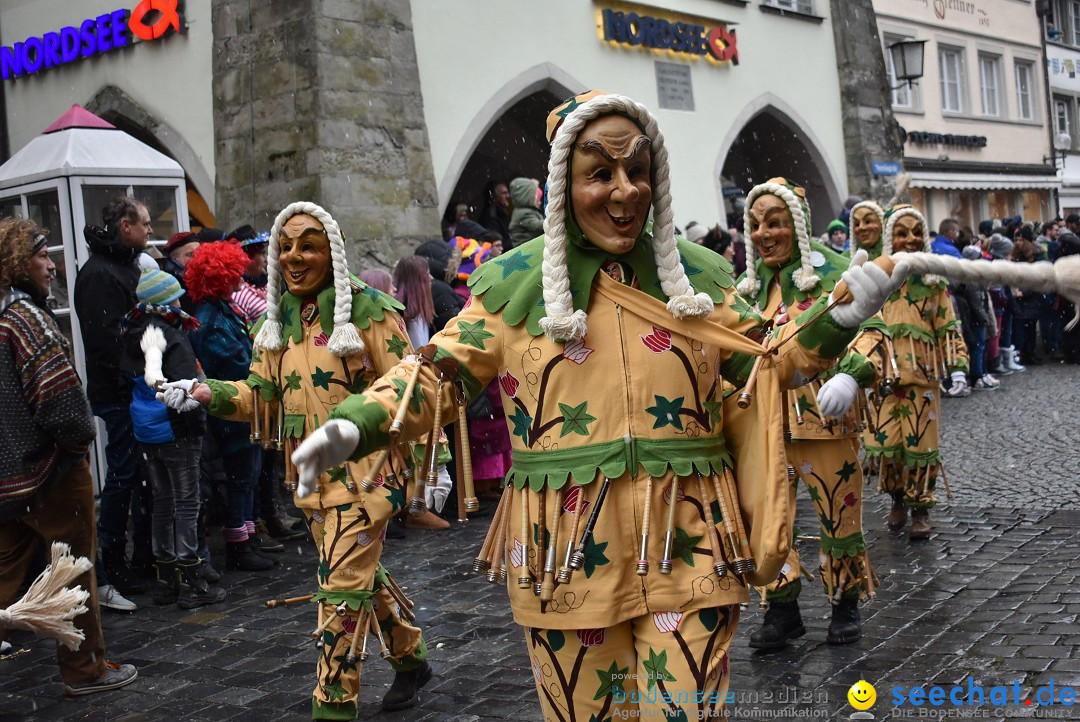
[
  {"x1": 253, "y1": 202, "x2": 295, "y2": 352},
  {"x1": 736, "y1": 198, "x2": 761, "y2": 298}
]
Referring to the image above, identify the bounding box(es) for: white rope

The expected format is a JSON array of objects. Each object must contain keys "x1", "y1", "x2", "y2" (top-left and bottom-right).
[
  {"x1": 540, "y1": 93, "x2": 709, "y2": 343},
  {"x1": 848, "y1": 200, "x2": 885, "y2": 259},
  {"x1": 0, "y1": 543, "x2": 92, "y2": 650},
  {"x1": 894, "y1": 252, "x2": 1080, "y2": 330},
  {"x1": 737, "y1": 181, "x2": 819, "y2": 297},
  {"x1": 255, "y1": 201, "x2": 364, "y2": 356}
]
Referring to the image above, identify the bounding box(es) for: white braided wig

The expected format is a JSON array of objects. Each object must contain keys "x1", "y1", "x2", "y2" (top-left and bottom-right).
[
  {"x1": 253, "y1": 201, "x2": 365, "y2": 357},
  {"x1": 539, "y1": 93, "x2": 713, "y2": 343},
  {"x1": 848, "y1": 200, "x2": 885, "y2": 259},
  {"x1": 882, "y1": 205, "x2": 942, "y2": 286},
  {"x1": 736, "y1": 180, "x2": 819, "y2": 298}
]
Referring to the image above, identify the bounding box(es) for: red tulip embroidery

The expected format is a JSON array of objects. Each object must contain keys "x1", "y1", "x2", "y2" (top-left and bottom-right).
[
  {"x1": 797, "y1": 298, "x2": 813, "y2": 310},
  {"x1": 562, "y1": 485, "x2": 590, "y2": 515},
  {"x1": 341, "y1": 616, "x2": 357, "y2": 635},
  {"x1": 652, "y1": 611, "x2": 683, "y2": 633},
  {"x1": 313, "y1": 332, "x2": 329, "y2": 347},
  {"x1": 641, "y1": 326, "x2": 672, "y2": 353},
  {"x1": 843, "y1": 492, "x2": 858, "y2": 507},
  {"x1": 575, "y1": 628, "x2": 605, "y2": 647},
  {"x1": 562, "y1": 338, "x2": 594, "y2": 365},
  {"x1": 499, "y1": 371, "x2": 520, "y2": 398},
  {"x1": 509, "y1": 538, "x2": 526, "y2": 568}
]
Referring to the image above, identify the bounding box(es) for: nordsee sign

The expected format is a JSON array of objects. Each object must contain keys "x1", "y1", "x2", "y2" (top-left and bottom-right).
[
  {"x1": 599, "y1": 6, "x2": 738, "y2": 65},
  {"x1": 0, "y1": 0, "x2": 185, "y2": 81}
]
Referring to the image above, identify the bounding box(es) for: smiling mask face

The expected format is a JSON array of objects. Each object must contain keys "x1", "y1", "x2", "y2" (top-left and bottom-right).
[
  {"x1": 852, "y1": 206, "x2": 882, "y2": 249},
  {"x1": 279, "y1": 213, "x2": 332, "y2": 298},
  {"x1": 891, "y1": 214, "x2": 925, "y2": 254},
  {"x1": 748, "y1": 193, "x2": 795, "y2": 268},
  {"x1": 569, "y1": 114, "x2": 653, "y2": 255}
]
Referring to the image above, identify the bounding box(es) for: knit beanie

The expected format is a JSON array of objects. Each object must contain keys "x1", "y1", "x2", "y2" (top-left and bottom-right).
[
  {"x1": 137, "y1": 268, "x2": 184, "y2": 306},
  {"x1": 539, "y1": 91, "x2": 712, "y2": 343},
  {"x1": 848, "y1": 200, "x2": 886, "y2": 259},
  {"x1": 827, "y1": 220, "x2": 847, "y2": 235},
  {"x1": 736, "y1": 177, "x2": 818, "y2": 297},
  {"x1": 253, "y1": 202, "x2": 365, "y2": 357}
]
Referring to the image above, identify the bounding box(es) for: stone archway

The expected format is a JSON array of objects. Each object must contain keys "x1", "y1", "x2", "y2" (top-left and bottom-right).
[
  {"x1": 716, "y1": 95, "x2": 843, "y2": 234},
  {"x1": 85, "y1": 85, "x2": 216, "y2": 227}
]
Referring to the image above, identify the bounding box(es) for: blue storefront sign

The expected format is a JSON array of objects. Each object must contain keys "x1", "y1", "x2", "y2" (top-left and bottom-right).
[{"x1": 872, "y1": 161, "x2": 902, "y2": 176}]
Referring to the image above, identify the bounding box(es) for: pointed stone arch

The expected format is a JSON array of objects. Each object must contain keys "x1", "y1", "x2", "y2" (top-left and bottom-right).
[{"x1": 715, "y1": 93, "x2": 844, "y2": 233}]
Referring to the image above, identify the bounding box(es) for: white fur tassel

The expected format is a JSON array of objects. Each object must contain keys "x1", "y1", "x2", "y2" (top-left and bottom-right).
[
  {"x1": 667, "y1": 291, "x2": 714, "y2": 319},
  {"x1": 140, "y1": 325, "x2": 167, "y2": 389},
  {"x1": 539, "y1": 309, "x2": 588, "y2": 344},
  {"x1": 0, "y1": 542, "x2": 92, "y2": 651}
]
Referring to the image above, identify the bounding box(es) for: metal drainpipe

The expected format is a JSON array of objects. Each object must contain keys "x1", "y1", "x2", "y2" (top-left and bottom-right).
[
  {"x1": 1037, "y1": 2, "x2": 1060, "y2": 214},
  {"x1": 0, "y1": 11, "x2": 10, "y2": 163}
]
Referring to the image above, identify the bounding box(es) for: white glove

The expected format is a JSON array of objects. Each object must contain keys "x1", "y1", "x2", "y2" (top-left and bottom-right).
[
  {"x1": 950, "y1": 371, "x2": 968, "y2": 394},
  {"x1": 291, "y1": 419, "x2": 361, "y2": 499},
  {"x1": 815, "y1": 373, "x2": 860, "y2": 418},
  {"x1": 828, "y1": 250, "x2": 909, "y2": 328},
  {"x1": 425, "y1": 463, "x2": 453, "y2": 513},
  {"x1": 155, "y1": 379, "x2": 201, "y2": 413}
]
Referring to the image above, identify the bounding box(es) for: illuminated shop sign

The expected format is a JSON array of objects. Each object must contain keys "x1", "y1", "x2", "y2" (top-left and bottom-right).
[
  {"x1": 1, "y1": 0, "x2": 185, "y2": 81},
  {"x1": 598, "y1": 5, "x2": 738, "y2": 65},
  {"x1": 907, "y1": 131, "x2": 988, "y2": 148}
]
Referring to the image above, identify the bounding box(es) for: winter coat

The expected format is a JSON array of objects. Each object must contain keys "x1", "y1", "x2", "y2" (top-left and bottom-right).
[
  {"x1": 508, "y1": 178, "x2": 545, "y2": 247},
  {"x1": 73, "y1": 225, "x2": 141, "y2": 404},
  {"x1": 415, "y1": 240, "x2": 465, "y2": 332},
  {"x1": 122, "y1": 312, "x2": 205, "y2": 443},
  {"x1": 190, "y1": 297, "x2": 253, "y2": 453},
  {"x1": 0, "y1": 288, "x2": 95, "y2": 521}
]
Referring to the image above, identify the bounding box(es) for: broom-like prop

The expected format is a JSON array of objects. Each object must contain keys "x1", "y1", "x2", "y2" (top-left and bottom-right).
[
  {"x1": 0, "y1": 542, "x2": 92, "y2": 650},
  {"x1": 893, "y1": 253, "x2": 1080, "y2": 330}
]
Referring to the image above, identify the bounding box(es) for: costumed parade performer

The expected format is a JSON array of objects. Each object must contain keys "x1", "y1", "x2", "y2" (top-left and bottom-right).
[
  {"x1": 283, "y1": 92, "x2": 905, "y2": 721},
  {"x1": 862, "y1": 205, "x2": 968, "y2": 540},
  {"x1": 159, "y1": 204, "x2": 431, "y2": 720},
  {"x1": 735, "y1": 179, "x2": 886, "y2": 649}
]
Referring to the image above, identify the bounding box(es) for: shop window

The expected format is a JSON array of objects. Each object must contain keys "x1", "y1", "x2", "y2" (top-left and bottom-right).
[
  {"x1": 1054, "y1": 97, "x2": 1073, "y2": 150},
  {"x1": 947, "y1": 191, "x2": 976, "y2": 230},
  {"x1": 1021, "y1": 191, "x2": 1049, "y2": 223},
  {"x1": 1015, "y1": 62, "x2": 1035, "y2": 121},
  {"x1": 986, "y1": 191, "x2": 1011, "y2": 222},
  {"x1": 939, "y1": 46, "x2": 966, "y2": 114},
  {"x1": 978, "y1": 53, "x2": 1002, "y2": 117},
  {"x1": 1072, "y1": 0, "x2": 1080, "y2": 46}
]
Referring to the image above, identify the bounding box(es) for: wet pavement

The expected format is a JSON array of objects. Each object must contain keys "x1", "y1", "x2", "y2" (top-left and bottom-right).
[{"x1": 1, "y1": 364, "x2": 1078, "y2": 721}]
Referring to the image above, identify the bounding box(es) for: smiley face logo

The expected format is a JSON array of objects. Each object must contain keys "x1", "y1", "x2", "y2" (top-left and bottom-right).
[{"x1": 848, "y1": 680, "x2": 876, "y2": 710}]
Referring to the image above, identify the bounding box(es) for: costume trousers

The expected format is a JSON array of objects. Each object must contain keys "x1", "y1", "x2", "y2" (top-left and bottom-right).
[
  {"x1": 141, "y1": 436, "x2": 203, "y2": 562},
  {"x1": 305, "y1": 491, "x2": 427, "y2": 720},
  {"x1": 765, "y1": 437, "x2": 874, "y2": 603},
  {"x1": 526, "y1": 606, "x2": 738, "y2": 722},
  {"x1": 0, "y1": 460, "x2": 105, "y2": 684},
  {"x1": 864, "y1": 385, "x2": 941, "y2": 509}
]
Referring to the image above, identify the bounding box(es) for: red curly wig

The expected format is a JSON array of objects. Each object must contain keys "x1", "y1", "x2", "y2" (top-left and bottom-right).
[{"x1": 185, "y1": 240, "x2": 250, "y2": 303}]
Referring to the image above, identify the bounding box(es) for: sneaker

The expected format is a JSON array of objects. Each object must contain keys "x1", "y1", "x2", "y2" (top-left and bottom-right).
[
  {"x1": 944, "y1": 384, "x2": 970, "y2": 398},
  {"x1": 0, "y1": 641, "x2": 13, "y2": 655},
  {"x1": 64, "y1": 661, "x2": 138, "y2": 697},
  {"x1": 98, "y1": 584, "x2": 137, "y2": 612},
  {"x1": 972, "y1": 376, "x2": 998, "y2": 391},
  {"x1": 983, "y1": 373, "x2": 1000, "y2": 386}
]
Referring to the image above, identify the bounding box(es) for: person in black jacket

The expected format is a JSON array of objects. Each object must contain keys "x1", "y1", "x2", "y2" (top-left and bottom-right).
[
  {"x1": 121, "y1": 269, "x2": 224, "y2": 609},
  {"x1": 955, "y1": 246, "x2": 997, "y2": 390},
  {"x1": 414, "y1": 240, "x2": 465, "y2": 332},
  {"x1": 73, "y1": 197, "x2": 154, "y2": 599}
]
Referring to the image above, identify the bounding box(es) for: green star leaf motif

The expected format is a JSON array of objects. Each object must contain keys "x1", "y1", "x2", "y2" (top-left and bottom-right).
[
  {"x1": 349, "y1": 376, "x2": 370, "y2": 394},
  {"x1": 729, "y1": 293, "x2": 758, "y2": 323},
  {"x1": 279, "y1": 304, "x2": 295, "y2": 328},
  {"x1": 333, "y1": 653, "x2": 358, "y2": 673},
  {"x1": 907, "y1": 390, "x2": 916, "y2": 401},
  {"x1": 311, "y1": 366, "x2": 334, "y2": 391},
  {"x1": 581, "y1": 535, "x2": 610, "y2": 578},
  {"x1": 385, "y1": 335, "x2": 408, "y2": 359},
  {"x1": 807, "y1": 485, "x2": 822, "y2": 502},
  {"x1": 335, "y1": 503, "x2": 353, "y2": 512},
  {"x1": 390, "y1": 377, "x2": 425, "y2": 413},
  {"x1": 698, "y1": 606, "x2": 718, "y2": 632},
  {"x1": 643, "y1": 648, "x2": 676, "y2": 691},
  {"x1": 937, "y1": 305, "x2": 948, "y2": 319},
  {"x1": 594, "y1": 659, "x2": 629, "y2": 700},
  {"x1": 456, "y1": 318, "x2": 494, "y2": 350},
  {"x1": 704, "y1": 399, "x2": 723, "y2": 426},
  {"x1": 361, "y1": 285, "x2": 381, "y2": 302},
  {"x1": 558, "y1": 401, "x2": 596, "y2": 437},
  {"x1": 906, "y1": 434, "x2": 920, "y2": 447},
  {"x1": 532, "y1": 522, "x2": 550, "y2": 548},
  {"x1": 646, "y1": 395, "x2": 684, "y2": 431},
  {"x1": 820, "y1": 515, "x2": 834, "y2": 533},
  {"x1": 251, "y1": 347, "x2": 262, "y2": 364},
  {"x1": 509, "y1": 406, "x2": 533, "y2": 446},
  {"x1": 557, "y1": 95, "x2": 584, "y2": 119},
  {"x1": 495, "y1": 252, "x2": 532, "y2": 279},
  {"x1": 284, "y1": 370, "x2": 302, "y2": 392},
  {"x1": 384, "y1": 483, "x2": 405, "y2": 513},
  {"x1": 547, "y1": 629, "x2": 565, "y2": 653},
  {"x1": 874, "y1": 430, "x2": 888, "y2": 444},
  {"x1": 671, "y1": 527, "x2": 702, "y2": 568},
  {"x1": 797, "y1": 394, "x2": 816, "y2": 412},
  {"x1": 837, "y1": 460, "x2": 858, "y2": 483},
  {"x1": 327, "y1": 466, "x2": 347, "y2": 487},
  {"x1": 321, "y1": 683, "x2": 348, "y2": 702},
  {"x1": 318, "y1": 559, "x2": 332, "y2": 584},
  {"x1": 323, "y1": 630, "x2": 337, "y2": 649}
]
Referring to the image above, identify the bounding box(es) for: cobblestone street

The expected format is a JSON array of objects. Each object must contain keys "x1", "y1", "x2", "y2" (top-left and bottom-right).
[{"x1": 1, "y1": 364, "x2": 1078, "y2": 721}]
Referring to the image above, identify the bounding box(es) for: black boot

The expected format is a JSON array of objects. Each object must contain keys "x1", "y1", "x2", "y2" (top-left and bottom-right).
[
  {"x1": 151, "y1": 558, "x2": 179, "y2": 606},
  {"x1": 381, "y1": 661, "x2": 434, "y2": 711},
  {"x1": 748, "y1": 599, "x2": 805, "y2": 650},
  {"x1": 826, "y1": 597, "x2": 861, "y2": 644},
  {"x1": 225, "y1": 539, "x2": 275, "y2": 571},
  {"x1": 262, "y1": 515, "x2": 306, "y2": 542},
  {"x1": 130, "y1": 542, "x2": 156, "y2": 579},
  {"x1": 252, "y1": 523, "x2": 286, "y2": 553},
  {"x1": 177, "y1": 560, "x2": 226, "y2": 609},
  {"x1": 201, "y1": 556, "x2": 222, "y2": 583},
  {"x1": 102, "y1": 545, "x2": 148, "y2": 596}
]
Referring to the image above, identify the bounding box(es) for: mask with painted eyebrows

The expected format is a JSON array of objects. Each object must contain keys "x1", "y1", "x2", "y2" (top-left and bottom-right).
[{"x1": 279, "y1": 213, "x2": 333, "y2": 297}]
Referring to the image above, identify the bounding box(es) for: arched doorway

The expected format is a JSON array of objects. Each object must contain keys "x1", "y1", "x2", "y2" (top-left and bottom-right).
[
  {"x1": 443, "y1": 88, "x2": 564, "y2": 238},
  {"x1": 719, "y1": 104, "x2": 841, "y2": 235}
]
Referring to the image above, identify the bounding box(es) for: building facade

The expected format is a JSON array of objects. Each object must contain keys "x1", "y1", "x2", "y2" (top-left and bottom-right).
[
  {"x1": 874, "y1": 0, "x2": 1058, "y2": 231},
  {"x1": 1044, "y1": 0, "x2": 1080, "y2": 214}
]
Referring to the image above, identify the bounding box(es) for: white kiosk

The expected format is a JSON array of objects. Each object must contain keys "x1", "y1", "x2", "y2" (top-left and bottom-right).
[{"x1": 0, "y1": 104, "x2": 190, "y2": 489}]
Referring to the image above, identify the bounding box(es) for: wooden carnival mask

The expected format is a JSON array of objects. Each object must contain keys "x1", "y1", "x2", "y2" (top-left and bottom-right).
[
  {"x1": 851, "y1": 206, "x2": 883, "y2": 249},
  {"x1": 891, "y1": 214, "x2": 925, "y2": 254},
  {"x1": 747, "y1": 193, "x2": 795, "y2": 268},
  {"x1": 279, "y1": 213, "x2": 333, "y2": 298}
]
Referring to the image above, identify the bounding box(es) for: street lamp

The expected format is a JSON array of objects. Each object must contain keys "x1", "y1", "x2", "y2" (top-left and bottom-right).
[{"x1": 888, "y1": 39, "x2": 927, "y2": 90}]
